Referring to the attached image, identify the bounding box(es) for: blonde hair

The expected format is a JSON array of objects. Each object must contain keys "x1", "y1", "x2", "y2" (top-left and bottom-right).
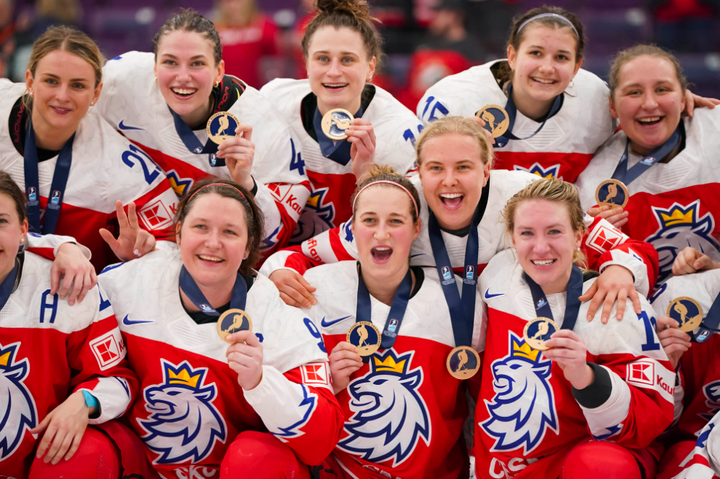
[
  {"x1": 416, "y1": 116, "x2": 494, "y2": 168},
  {"x1": 609, "y1": 44, "x2": 688, "y2": 102},
  {"x1": 502, "y1": 178, "x2": 587, "y2": 267},
  {"x1": 351, "y1": 164, "x2": 421, "y2": 224}
]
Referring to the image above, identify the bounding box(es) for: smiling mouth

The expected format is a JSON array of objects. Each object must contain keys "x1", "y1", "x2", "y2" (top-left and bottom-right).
[
  {"x1": 323, "y1": 83, "x2": 349, "y2": 90},
  {"x1": 531, "y1": 259, "x2": 556, "y2": 266},
  {"x1": 50, "y1": 106, "x2": 72, "y2": 113},
  {"x1": 198, "y1": 254, "x2": 223, "y2": 263},
  {"x1": 637, "y1": 116, "x2": 662, "y2": 125},
  {"x1": 371, "y1": 246, "x2": 393, "y2": 263},
  {"x1": 171, "y1": 87, "x2": 197, "y2": 97},
  {"x1": 531, "y1": 77, "x2": 557, "y2": 85},
  {"x1": 439, "y1": 193, "x2": 464, "y2": 209}
]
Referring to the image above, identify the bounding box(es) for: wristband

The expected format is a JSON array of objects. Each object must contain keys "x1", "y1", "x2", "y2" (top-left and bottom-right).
[{"x1": 81, "y1": 390, "x2": 99, "y2": 411}]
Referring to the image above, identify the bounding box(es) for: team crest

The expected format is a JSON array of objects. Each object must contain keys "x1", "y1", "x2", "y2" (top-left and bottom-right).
[
  {"x1": 292, "y1": 186, "x2": 335, "y2": 242},
  {"x1": 0, "y1": 342, "x2": 37, "y2": 460},
  {"x1": 138, "y1": 360, "x2": 227, "y2": 464},
  {"x1": 165, "y1": 170, "x2": 194, "y2": 196},
  {"x1": 700, "y1": 381, "x2": 720, "y2": 424},
  {"x1": 338, "y1": 350, "x2": 431, "y2": 466},
  {"x1": 481, "y1": 333, "x2": 558, "y2": 454},
  {"x1": 646, "y1": 200, "x2": 720, "y2": 283},
  {"x1": 513, "y1": 163, "x2": 562, "y2": 179}
]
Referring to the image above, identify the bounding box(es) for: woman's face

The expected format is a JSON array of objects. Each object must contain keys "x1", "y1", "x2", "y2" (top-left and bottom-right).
[
  {"x1": 155, "y1": 30, "x2": 224, "y2": 128},
  {"x1": 0, "y1": 193, "x2": 27, "y2": 283},
  {"x1": 353, "y1": 185, "x2": 420, "y2": 284},
  {"x1": 418, "y1": 133, "x2": 490, "y2": 231},
  {"x1": 610, "y1": 55, "x2": 685, "y2": 156},
  {"x1": 511, "y1": 199, "x2": 582, "y2": 294},
  {"x1": 507, "y1": 23, "x2": 581, "y2": 105},
  {"x1": 25, "y1": 50, "x2": 101, "y2": 137},
  {"x1": 177, "y1": 193, "x2": 249, "y2": 288},
  {"x1": 306, "y1": 25, "x2": 376, "y2": 115}
]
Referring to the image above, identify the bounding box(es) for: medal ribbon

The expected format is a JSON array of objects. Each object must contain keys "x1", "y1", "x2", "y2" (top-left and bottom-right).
[
  {"x1": 428, "y1": 180, "x2": 490, "y2": 348},
  {"x1": 692, "y1": 292, "x2": 720, "y2": 343},
  {"x1": 24, "y1": 121, "x2": 74, "y2": 235},
  {"x1": 493, "y1": 82, "x2": 564, "y2": 148},
  {"x1": 179, "y1": 266, "x2": 247, "y2": 316},
  {"x1": 523, "y1": 264, "x2": 584, "y2": 331},
  {"x1": 356, "y1": 266, "x2": 412, "y2": 349},
  {"x1": 611, "y1": 125, "x2": 681, "y2": 186},
  {"x1": 0, "y1": 259, "x2": 19, "y2": 312},
  {"x1": 313, "y1": 105, "x2": 364, "y2": 166}
]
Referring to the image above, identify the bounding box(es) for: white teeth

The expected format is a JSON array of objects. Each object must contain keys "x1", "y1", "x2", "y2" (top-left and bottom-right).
[
  {"x1": 199, "y1": 255, "x2": 222, "y2": 262},
  {"x1": 638, "y1": 117, "x2": 661, "y2": 123},
  {"x1": 532, "y1": 259, "x2": 554, "y2": 265},
  {"x1": 172, "y1": 88, "x2": 195, "y2": 95},
  {"x1": 374, "y1": 247, "x2": 390, "y2": 251},
  {"x1": 440, "y1": 193, "x2": 463, "y2": 199},
  {"x1": 532, "y1": 77, "x2": 554, "y2": 84}
]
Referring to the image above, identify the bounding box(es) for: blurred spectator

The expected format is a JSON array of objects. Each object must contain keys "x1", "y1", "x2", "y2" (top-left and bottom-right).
[
  {"x1": 0, "y1": 0, "x2": 15, "y2": 78},
  {"x1": 650, "y1": 0, "x2": 720, "y2": 52},
  {"x1": 214, "y1": 0, "x2": 279, "y2": 88}
]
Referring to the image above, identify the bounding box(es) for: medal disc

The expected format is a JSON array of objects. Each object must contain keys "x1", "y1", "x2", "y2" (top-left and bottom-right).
[
  {"x1": 667, "y1": 297, "x2": 703, "y2": 333},
  {"x1": 321, "y1": 108, "x2": 354, "y2": 141},
  {"x1": 446, "y1": 345, "x2": 481, "y2": 380},
  {"x1": 523, "y1": 317, "x2": 558, "y2": 351},
  {"x1": 207, "y1": 111, "x2": 242, "y2": 146},
  {"x1": 595, "y1": 179, "x2": 629, "y2": 208},
  {"x1": 475, "y1": 104, "x2": 510, "y2": 138},
  {"x1": 217, "y1": 308, "x2": 253, "y2": 342},
  {"x1": 346, "y1": 321, "x2": 381, "y2": 356}
]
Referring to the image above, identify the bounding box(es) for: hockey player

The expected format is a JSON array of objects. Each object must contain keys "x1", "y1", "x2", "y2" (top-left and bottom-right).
[
  {"x1": 0, "y1": 26, "x2": 178, "y2": 271},
  {"x1": 304, "y1": 165, "x2": 485, "y2": 478},
  {"x1": 418, "y1": 6, "x2": 717, "y2": 183},
  {"x1": 475, "y1": 178, "x2": 675, "y2": 479},
  {"x1": 260, "y1": 0, "x2": 423, "y2": 243},
  {"x1": 97, "y1": 178, "x2": 344, "y2": 478},
  {"x1": 577, "y1": 45, "x2": 720, "y2": 285},
  {"x1": 0, "y1": 171, "x2": 137, "y2": 479},
  {"x1": 262, "y1": 117, "x2": 658, "y2": 327},
  {"x1": 97, "y1": 10, "x2": 309, "y2": 259}
]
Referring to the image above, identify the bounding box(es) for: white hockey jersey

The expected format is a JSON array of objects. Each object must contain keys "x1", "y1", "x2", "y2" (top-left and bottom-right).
[
  {"x1": 98, "y1": 51, "x2": 310, "y2": 257},
  {"x1": 97, "y1": 247, "x2": 343, "y2": 476},
  {"x1": 303, "y1": 261, "x2": 484, "y2": 478},
  {"x1": 0, "y1": 252, "x2": 137, "y2": 478},
  {"x1": 417, "y1": 60, "x2": 614, "y2": 183},
  {"x1": 260, "y1": 78, "x2": 423, "y2": 242},
  {"x1": 576, "y1": 109, "x2": 720, "y2": 285}
]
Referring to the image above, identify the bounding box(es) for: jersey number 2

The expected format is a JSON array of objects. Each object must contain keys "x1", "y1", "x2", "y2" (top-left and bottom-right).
[{"x1": 122, "y1": 144, "x2": 160, "y2": 185}]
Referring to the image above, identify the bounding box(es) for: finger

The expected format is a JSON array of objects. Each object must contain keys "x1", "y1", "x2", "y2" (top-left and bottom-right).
[
  {"x1": 298, "y1": 275, "x2": 317, "y2": 294},
  {"x1": 66, "y1": 271, "x2": 81, "y2": 306},
  {"x1": 51, "y1": 430, "x2": 75, "y2": 464},
  {"x1": 50, "y1": 262, "x2": 61, "y2": 296},
  {"x1": 628, "y1": 288, "x2": 642, "y2": 316},
  {"x1": 613, "y1": 217, "x2": 629, "y2": 229},
  {"x1": 582, "y1": 282, "x2": 601, "y2": 320},
  {"x1": 64, "y1": 432, "x2": 83, "y2": 461},
  {"x1": 31, "y1": 414, "x2": 52, "y2": 437},
  {"x1": 76, "y1": 270, "x2": 94, "y2": 304},
  {"x1": 237, "y1": 123, "x2": 253, "y2": 142},
  {"x1": 114, "y1": 200, "x2": 129, "y2": 227},
  {"x1": 281, "y1": 281, "x2": 315, "y2": 309},
  {"x1": 685, "y1": 90, "x2": 695, "y2": 117},
  {"x1": 587, "y1": 207, "x2": 601, "y2": 217},
  {"x1": 98, "y1": 228, "x2": 121, "y2": 252},
  {"x1": 332, "y1": 341, "x2": 358, "y2": 354},
  {"x1": 279, "y1": 291, "x2": 304, "y2": 308},
  {"x1": 615, "y1": 289, "x2": 627, "y2": 320},
  {"x1": 127, "y1": 202, "x2": 139, "y2": 230},
  {"x1": 600, "y1": 289, "x2": 618, "y2": 324},
  {"x1": 37, "y1": 423, "x2": 59, "y2": 460},
  {"x1": 134, "y1": 232, "x2": 149, "y2": 258},
  {"x1": 58, "y1": 274, "x2": 73, "y2": 301}
]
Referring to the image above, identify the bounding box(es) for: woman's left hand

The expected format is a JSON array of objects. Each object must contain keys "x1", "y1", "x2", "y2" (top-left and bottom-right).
[
  {"x1": 579, "y1": 264, "x2": 641, "y2": 324},
  {"x1": 219, "y1": 125, "x2": 255, "y2": 192},
  {"x1": 544, "y1": 329, "x2": 594, "y2": 390},
  {"x1": 30, "y1": 391, "x2": 92, "y2": 465},
  {"x1": 684, "y1": 90, "x2": 720, "y2": 117},
  {"x1": 347, "y1": 118, "x2": 376, "y2": 180},
  {"x1": 226, "y1": 330, "x2": 264, "y2": 391},
  {"x1": 51, "y1": 243, "x2": 97, "y2": 306},
  {"x1": 99, "y1": 200, "x2": 156, "y2": 262}
]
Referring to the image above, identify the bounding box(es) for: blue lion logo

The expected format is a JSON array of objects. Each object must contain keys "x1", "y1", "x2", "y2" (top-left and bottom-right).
[
  {"x1": 646, "y1": 201, "x2": 720, "y2": 284},
  {"x1": 292, "y1": 186, "x2": 335, "y2": 243},
  {"x1": 338, "y1": 350, "x2": 431, "y2": 466},
  {"x1": 700, "y1": 380, "x2": 720, "y2": 424},
  {"x1": 0, "y1": 342, "x2": 37, "y2": 460},
  {"x1": 514, "y1": 163, "x2": 562, "y2": 179},
  {"x1": 481, "y1": 333, "x2": 558, "y2": 454},
  {"x1": 138, "y1": 360, "x2": 227, "y2": 464}
]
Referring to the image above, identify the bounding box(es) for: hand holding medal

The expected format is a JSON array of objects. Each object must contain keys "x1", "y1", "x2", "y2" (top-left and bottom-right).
[
  {"x1": 208, "y1": 113, "x2": 255, "y2": 191},
  {"x1": 666, "y1": 297, "x2": 703, "y2": 333}
]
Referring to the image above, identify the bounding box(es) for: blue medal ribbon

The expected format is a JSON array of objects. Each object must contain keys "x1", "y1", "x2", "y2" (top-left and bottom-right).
[
  {"x1": 692, "y1": 291, "x2": 720, "y2": 343},
  {"x1": 179, "y1": 266, "x2": 247, "y2": 316},
  {"x1": 169, "y1": 107, "x2": 223, "y2": 167},
  {"x1": 355, "y1": 266, "x2": 412, "y2": 349},
  {"x1": 23, "y1": 121, "x2": 74, "y2": 235},
  {"x1": 0, "y1": 258, "x2": 19, "y2": 312},
  {"x1": 611, "y1": 125, "x2": 681, "y2": 186},
  {"x1": 523, "y1": 264, "x2": 584, "y2": 331},
  {"x1": 428, "y1": 180, "x2": 490, "y2": 348},
  {"x1": 313, "y1": 105, "x2": 364, "y2": 166},
  {"x1": 493, "y1": 82, "x2": 564, "y2": 148}
]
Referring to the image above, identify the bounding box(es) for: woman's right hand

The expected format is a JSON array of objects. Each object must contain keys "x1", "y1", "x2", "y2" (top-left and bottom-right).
[
  {"x1": 586, "y1": 205, "x2": 629, "y2": 229},
  {"x1": 99, "y1": 201, "x2": 156, "y2": 262},
  {"x1": 672, "y1": 246, "x2": 719, "y2": 276},
  {"x1": 656, "y1": 316, "x2": 692, "y2": 369},
  {"x1": 329, "y1": 341, "x2": 363, "y2": 395},
  {"x1": 269, "y1": 269, "x2": 317, "y2": 309}
]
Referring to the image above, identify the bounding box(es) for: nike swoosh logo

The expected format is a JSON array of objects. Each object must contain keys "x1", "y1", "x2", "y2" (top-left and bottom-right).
[
  {"x1": 118, "y1": 120, "x2": 144, "y2": 131},
  {"x1": 484, "y1": 288, "x2": 505, "y2": 300},
  {"x1": 320, "y1": 315, "x2": 352, "y2": 328},
  {"x1": 122, "y1": 314, "x2": 154, "y2": 326}
]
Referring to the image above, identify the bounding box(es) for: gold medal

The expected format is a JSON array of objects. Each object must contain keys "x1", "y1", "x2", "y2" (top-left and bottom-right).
[
  {"x1": 346, "y1": 321, "x2": 381, "y2": 357},
  {"x1": 206, "y1": 111, "x2": 241, "y2": 146},
  {"x1": 321, "y1": 108, "x2": 354, "y2": 141},
  {"x1": 217, "y1": 308, "x2": 253, "y2": 343},
  {"x1": 595, "y1": 179, "x2": 629, "y2": 208},
  {"x1": 446, "y1": 345, "x2": 481, "y2": 380},
  {"x1": 475, "y1": 104, "x2": 510, "y2": 138},
  {"x1": 667, "y1": 297, "x2": 703, "y2": 333},
  {"x1": 523, "y1": 317, "x2": 559, "y2": 351}
]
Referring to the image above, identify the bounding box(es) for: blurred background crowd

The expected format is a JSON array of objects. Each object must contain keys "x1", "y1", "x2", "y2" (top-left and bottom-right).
[{"x1": 1, "y1": 0, "x2": 718, "y2": 109}]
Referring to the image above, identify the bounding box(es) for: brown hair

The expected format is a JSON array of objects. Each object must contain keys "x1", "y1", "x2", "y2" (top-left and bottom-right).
[
  {"x1": 0, "y1": 171, "x2": 26, "y2": 224},
  {"x1": 351, "y1": 164, "x2": 421, "y2": 224},
  {"x1": 154, "y1": 9, "x2": 223, "y2": 66},
  {"x1": 608, "y1": 44, "x2": 688, "y2": 101},
  {"x1": 302, "y1": 0, "x2": 383, "y2": 65},
  {"x1": 497, "y1": 6, "x2": 586, "y2": 84},
  {"x1": 416, "y1": 116, "x2": 494, "y2": 168},
  {"x1": 174, "y1": 178, "x2": 264, "y2": 275},
  {"x1": 25, "y1": 26, "x2": 103, "y2": 111},
  {"x1": 502, "y1": 178, "x2": 587, "y2": 266}
]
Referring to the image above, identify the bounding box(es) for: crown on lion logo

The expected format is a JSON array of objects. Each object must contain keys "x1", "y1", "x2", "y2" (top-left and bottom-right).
[
  {"x1": 164, "y1": 361, "x2": 203, "y2": 389},
  {"x1": 373, "y1": 351, "x2": 410, "y2": 374},
  {"x1": 655, "y1": 203, "x2": 698, "y2": 227},
  {"x1": 510, "y1": 336, "x2": 541, "y2": 362},
  {"x1": 0, "y1": 343, "x2": 18, "y2": 369}
]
